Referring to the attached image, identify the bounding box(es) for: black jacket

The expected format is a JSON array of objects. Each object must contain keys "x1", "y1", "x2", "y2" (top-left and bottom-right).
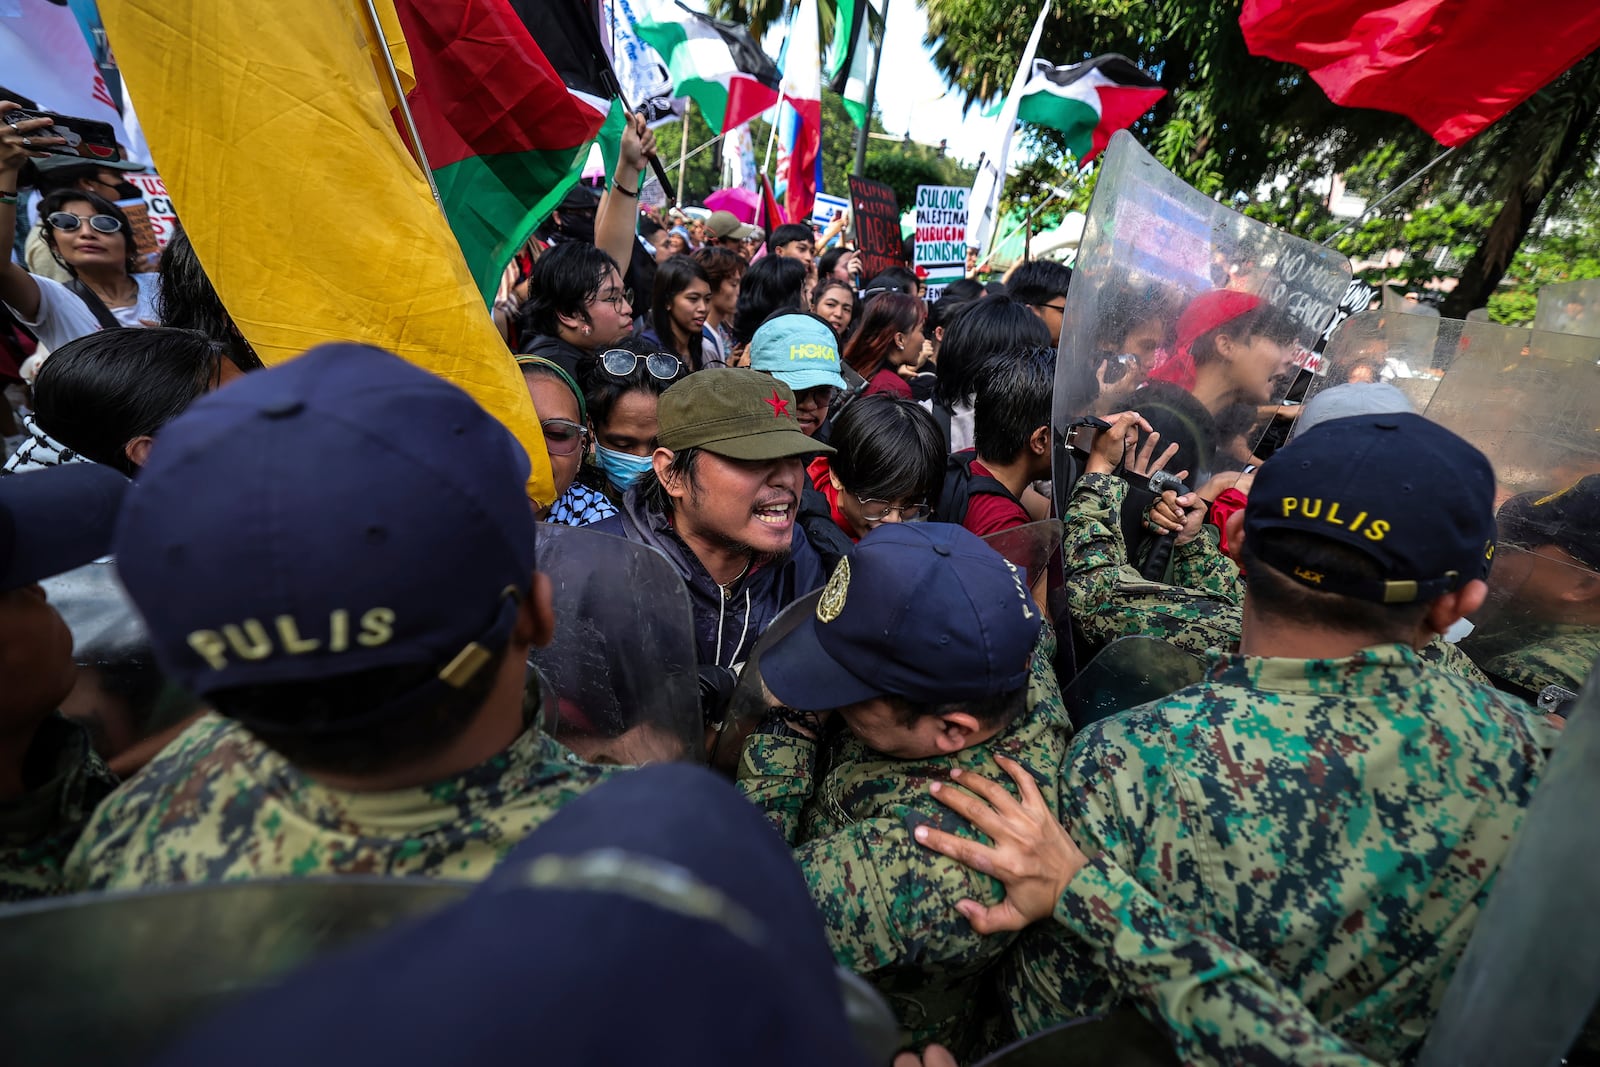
[
  {"x1": 616, "y1": 486, "x2": 825, "y2": 669},
  {"x1": 516, "y1": 334, "x2": 588, "y2": 378}
]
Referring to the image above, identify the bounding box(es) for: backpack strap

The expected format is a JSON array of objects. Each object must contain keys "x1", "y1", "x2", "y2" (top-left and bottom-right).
[{"x1": 65, "y1": 278, "x2": 126, "y2": 332}]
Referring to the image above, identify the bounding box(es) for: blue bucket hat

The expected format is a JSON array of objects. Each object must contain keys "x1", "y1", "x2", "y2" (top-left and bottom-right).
[{"x1": 748, "y1": 313, "x2": 848, "y2": 393}]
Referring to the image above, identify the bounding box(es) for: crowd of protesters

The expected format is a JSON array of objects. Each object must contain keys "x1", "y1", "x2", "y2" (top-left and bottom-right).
[{"x1": 1, "y1": 101, "x2": 1594, "y2": 1067}]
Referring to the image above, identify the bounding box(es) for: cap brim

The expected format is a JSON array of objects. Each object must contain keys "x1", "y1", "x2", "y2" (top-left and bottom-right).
[
  {"x1": 728, "y1": 225, "x2": 757, "y2": 239},
  {"x1": 1, "y1": 464, "x2": 128, "y2": 591},
  {"x1": 772, "y1": 368, "x2": 849, "y2": 392},
  {"x1": 701, "y1": 429, "x2": 834, "y2": 461},
  {"x1": 32, "y1": 155, "x2": 146, "y2": 173},
  {"x1": 761, "y1": 613, "x2": 883, "y2": 712}
]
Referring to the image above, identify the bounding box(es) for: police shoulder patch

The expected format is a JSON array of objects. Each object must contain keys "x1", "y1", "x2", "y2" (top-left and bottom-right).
[{"x1": 818, "y1": 558, "x2": 850, "y2": 623}]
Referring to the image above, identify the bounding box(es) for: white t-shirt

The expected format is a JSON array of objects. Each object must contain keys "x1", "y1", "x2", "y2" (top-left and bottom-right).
[{"x1": 6, "y1": 272, "x2": 161, "y2": 354}]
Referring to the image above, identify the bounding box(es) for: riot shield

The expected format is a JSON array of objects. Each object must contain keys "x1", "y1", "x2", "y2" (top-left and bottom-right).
[
  {"x1": 1534, "y1": 279, "x2": 1600, "y2": 339},
  {"x1": 529, "y1": 524, "x2": 702, "y2": 765},
  {"x1": 0, "y1": 879, "x2": 901, "y2": 1067},
  {"x1": 1059, "y1": 635, "x2": 1205, "y2": 731},
  {"x1": 1052, "y1": 130, "x2": 1352, "y2": 516},
  {"x1": 0, "y1": 878, "x2": 470, "y2": 1067},
  {"x1": 1292, "y1": 309, "x2": 1449, "y2": 426},
  {"x1": 1414, "y1": 653, "x2": 1600, "y2": 1067},
  {"x1": 1411, "y1": 323, "x2": 1600, "y2": 702},
  {"x1": 973, "y1": 1010, "x2": 1179, "y2": 1067},
  {"x1": 40, "y1": 560, "x2": 150, "y2": 665}
]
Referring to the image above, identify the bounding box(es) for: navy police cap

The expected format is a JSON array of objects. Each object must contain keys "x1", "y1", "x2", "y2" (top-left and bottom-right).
[
  {"x1": 761, "y1": 522, "x2": 1042, "y2": 711},
  {"x1": 1246, "y1": 412, "x2": 1497, "y2": 604},
  {"x1": 113, "y1": 343, "x2": 537, "y2": 725}
]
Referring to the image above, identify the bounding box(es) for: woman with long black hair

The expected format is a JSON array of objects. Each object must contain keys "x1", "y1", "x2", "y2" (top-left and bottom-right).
[
  {"x1": 641, "y1": 255, "x2": 715, "y2": 371},
  {"x1": 842, "y1": 291, "x2": 926, "y2": 399}
]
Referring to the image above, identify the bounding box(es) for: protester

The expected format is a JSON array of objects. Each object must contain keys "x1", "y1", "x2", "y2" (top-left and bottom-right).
[
  {"x1": 157, "y1": 227, "x2": 264, "y2": 372},
  {"x1": 614, "y1": 370, "x2": 825, "y2": 670},
  {"x1": 1089, "y1": 279, "x2": 1180, "y2": 410},
  {"x1": 656, "y1": 228, "x2": 690, "y2": 260},
  {"x1": 516, "y1": 242, "x2": 634, "y2": 375},
  {"x1": 818, "y1": 245, "x2": 864, "y2": 284},
  {"x1": 575, "y1": 337, "x2": 687, "y2": 505},
  {"x1": 812, "y1": 278, "x2": 858, "y2": 343},
  {"x1": 21, "y1": 154, "x2": 148, "y2": 283},
  {"x1": 516, "y1": 355, "x2": 615, "y2": 526},
  {"x1": 65, "y1": 343, "x2": 611, "y2": 890},
  {"x1": 912, "y1": 292, "x2": 970, "y2": 403},
  {"x1": 0, "y1": 463, "x2": 125, "y2": 900},
  {"x1": 5, "y1": 328, "x2": 249, "y2": 476},
  {"x1": 730, "y1": 254, "x2": 810, "y2": 353},
  {"x1": 1, "y1": 109, "x2": 159, "y2": 352},
  {"x1": 1149, "y1": 290, "x2": 1298, "y2": 414},
  {"x1": 843, "y1": 291, "x2": 926, "y2": 399},
  {"x1": 738, "y1": 522, "x2": 1069, "y2": 1058},
  {"x1": 938, "y1": 345, "x2": 1053, "y2": 535},
  {"x1": 919, "y1": 413, "x2": 1552, "y2": 1065},
  {"x1": 747, "y1": 312, "x2": 848, "y2": 438},
  {"x1": 692, "y1": 245, "x2": 744, "y2": 365},
  {"x1": 768, "y1": 223, "x2": 816, "y2": 268},
  {"x1": 706, "y1": 209, "x2": 758, "y2": 255},
  {"x1": 642, "y1": 255, "x2": 715, "y2": 371},
  {"x1": 1007, "y1": 260, "x2": 1073, "y2": 346},
  {"x1": 802, "y1": 394, "x2": 943, "y2": 554},
  {"x1": 930, "y1": 295, "x2": 1051, "y2": 452},
  {"x1": 150, "y1": 766, "x2": 873, "y2": 1067}
]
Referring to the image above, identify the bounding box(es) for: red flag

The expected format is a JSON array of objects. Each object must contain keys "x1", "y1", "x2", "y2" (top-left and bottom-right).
[
  {"x1": 1239, "y1": 0, "x2": 1600, "y2": 146},
  {"x1": 759, "y1": 175, "x2": 787, "y2": 230}
]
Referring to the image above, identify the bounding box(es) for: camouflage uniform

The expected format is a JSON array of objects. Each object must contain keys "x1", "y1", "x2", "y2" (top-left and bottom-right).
[
  {"x1": 1063, "y1": 473, "x2": 1242, "y2": 656},
  {"x1": 66, "y1": 713, "x2": 611, "y2": 891},
  {"x1": 1468, "y1": 623, "x2": 1600, "y2": 699},
  {"x1": 0, "y1": 713, "x2": 118, "y2": 901},
  {"x1": 1004, "y1": 643, "x2": 1548, "y2": 1064},
  {"x1": 1065, "y1": 473, "x2": 1494, "y2": 685},
  {"x1": 736, "y1": 627, "x2": 1071, "y2": 1058}
]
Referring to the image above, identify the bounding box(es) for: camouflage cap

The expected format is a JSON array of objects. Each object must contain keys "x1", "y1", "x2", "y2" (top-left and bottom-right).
[{"x1": 656, "y1": 369, "x2": 833, "y2": 462}]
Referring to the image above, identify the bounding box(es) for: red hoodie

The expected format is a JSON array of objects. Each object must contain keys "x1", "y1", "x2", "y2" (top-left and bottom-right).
[{"x1": 807, "y1": 457, "x2": 860, "y2": 541}]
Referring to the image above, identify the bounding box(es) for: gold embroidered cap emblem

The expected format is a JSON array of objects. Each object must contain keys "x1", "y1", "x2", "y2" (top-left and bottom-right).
[{"x1": 817, "y1": 557, "x2": 850, "y2": 623}]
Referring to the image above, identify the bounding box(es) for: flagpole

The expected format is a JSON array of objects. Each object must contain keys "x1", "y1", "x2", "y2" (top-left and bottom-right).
[
  {"x1": 358, "y1": 0, "x2": 444, "y2": 214},
  {"x1": 676, "y1": 99, "x2": 692, "y2": 204},
  {"x1": 1322, "y1": 146, "x2": 1457, "y2": 246},
  {"x1": 762, "y1": 86, "x2": 787, "y2": 179},
  {"x1": 852, "y1": 0, "x2": 889, "y2": 177}
]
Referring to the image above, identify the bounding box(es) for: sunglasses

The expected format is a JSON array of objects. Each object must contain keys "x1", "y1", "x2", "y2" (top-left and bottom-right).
[
  {"x1": 46, "y1": 212, "x2": 123, "y2": 234},
  {"x1": 540, "y1": 418, "x2": 589, "y2": 457},
  {"x1": 856, "y1": 499, "x2": 931, "y2": 524},
  {"x1": 601, "y1": 348, "x2": 682, "y2": 381}
]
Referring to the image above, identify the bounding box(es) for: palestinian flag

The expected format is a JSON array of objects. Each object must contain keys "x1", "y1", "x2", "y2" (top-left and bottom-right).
[
  {"x1": 826, "y1": 0, "x2": 883, "y2": 128},
  {"x1": 394, "y1": 0, "x2": 617, "y2": 303},
  {"x1": 636, "y1": 5, "x2": 781, "y2": 133},
  {"x1": 1015, "y1": 55, "x2": 1166, "y2": 164}
]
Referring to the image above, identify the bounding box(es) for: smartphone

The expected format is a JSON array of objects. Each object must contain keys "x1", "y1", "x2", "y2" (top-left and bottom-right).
[{"x1": 1, "y1": 105, "x2": 122, "y2": 163}]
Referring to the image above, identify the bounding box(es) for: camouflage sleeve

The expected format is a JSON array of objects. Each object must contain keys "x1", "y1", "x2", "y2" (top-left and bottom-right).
[
  {"x1": 734, "y1": 732, "x2": 818, "y2": 845},
  {"x1": 1062, "y1": 473, "x2": 1141, "y2": 646},
  {"x1": 1170, "y1": 523, "x2": 1242, "y2": 602},
  {"x1": 1053, "y1": 857, "x2": 1381, "y2": 1067},
  {"x1": 1416, "y1": 636, "x2": 1492, "y2": 686},
  {"x1": 794, "y1": 815, "x2": 1008, "y2": 975}
]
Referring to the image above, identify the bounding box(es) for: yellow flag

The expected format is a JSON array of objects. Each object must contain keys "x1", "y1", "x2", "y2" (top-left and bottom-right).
[{"x1": 100, "y1": 0, "x2": 554, "y2": 504}]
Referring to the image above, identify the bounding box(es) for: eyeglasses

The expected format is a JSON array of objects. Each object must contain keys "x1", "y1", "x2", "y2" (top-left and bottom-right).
[
  {"x1": 856, "y1": 499, "x2": 931, "y2": 524},
  {"x1": 595, "y1": 286, "x2": 634, "y2": 311},
  {"x1": 1029, "y1": 301, "x2": 1067, "y2": 314},
  {"x1": 46, "y1": 212, "x2": 123, "y2": 234},
  {"x1": 601, "y1": 348, "x2": 682, "y2": 381},
  {"x1": 539, "y1": 418, "x2": 590, "y2": 457}
]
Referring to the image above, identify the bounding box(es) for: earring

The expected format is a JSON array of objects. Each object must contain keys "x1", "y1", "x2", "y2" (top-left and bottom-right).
[{"x1": 582, "y1": 324, "x2": 592, "y2": 336}]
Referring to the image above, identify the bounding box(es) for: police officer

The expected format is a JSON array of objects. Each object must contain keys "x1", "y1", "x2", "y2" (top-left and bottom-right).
[
  {"x1": 0, "y1": 463, "x2": 125, "y2": 899},
  {"x1": 66, "y1": 344, "x2": 611, "y2": 890},
  {"x1": 915, "y1": 413, "x2": 1552, "y2": 1065},
  {"x1": 737, "y1": 523, "x2": 1070, "y2": 1059}
]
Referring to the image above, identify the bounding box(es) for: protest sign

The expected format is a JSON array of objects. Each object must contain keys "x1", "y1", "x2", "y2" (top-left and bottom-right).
[
  {"x1": 914, "y1": 184, "x2": 967, "y2": 301},
  {"x1": 126, "y1": 171, "x2": 178, "y2": 249},
  {"x1": 848, "y1": 176, "x2": 903, "y2": 279}
]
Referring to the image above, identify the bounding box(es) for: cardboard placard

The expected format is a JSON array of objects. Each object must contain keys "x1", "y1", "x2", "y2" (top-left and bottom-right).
[
  {"x1": 848, "y1": 176, "x2": 903, "y2": 280},
  {"x1": 915, "y1": 184, "x2": 968, "y2": 303},
  {"x1": 126, "y1": 172, "x2": 178, "y2": 250}
]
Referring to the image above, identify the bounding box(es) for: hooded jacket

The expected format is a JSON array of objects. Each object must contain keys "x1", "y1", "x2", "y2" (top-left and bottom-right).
[{"x1": 617, "y1": 484, "x2": 825, "y2": 669}]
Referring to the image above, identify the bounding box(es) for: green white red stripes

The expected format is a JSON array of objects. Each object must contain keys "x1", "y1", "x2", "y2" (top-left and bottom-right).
[
  {"x1": 1015, "y1": 55, "x2": 1166, "y2": 164},
  {"x1": 635, "y1": 7, "x2": 781, "y2": 133}
]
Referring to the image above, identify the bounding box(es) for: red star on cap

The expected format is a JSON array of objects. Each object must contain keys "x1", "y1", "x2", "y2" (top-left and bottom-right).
[{"x1": 766, "y1": 389, "x2": 790, "y2": 418}]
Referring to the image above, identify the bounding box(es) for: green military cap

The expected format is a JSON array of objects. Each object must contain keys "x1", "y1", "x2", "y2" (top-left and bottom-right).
[{"x1": 657, "y1": 368, "x2": 834, "y2": 462}]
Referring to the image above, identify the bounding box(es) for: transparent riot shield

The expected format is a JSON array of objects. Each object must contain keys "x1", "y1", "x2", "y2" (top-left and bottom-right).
[
  {"x1": 529, "y1": 525, "x2": 703, "y2": 765},
  {"x1": 711, "y1": 521, "x2": 1064, "y2": 772},
  {"x1": 0, "y1": 879, "x2": 902, "y2": 1067},
  {"x1": 1534, "y1": 279, "x2": 1600, "y2": 339},
  {"x1": 0, "y1": 878, "x2": 470, "y2": 1067},
  {"x1": 1414, "y1": 654, "x2": 1600, "y2": 1067},
  {"x1": 1052, "y1": 130, "x2": 1352, "y2": 516},
  {"x1": 973, "y1": 1010, "x2": 1179, "y2": 1067},
  {"x1": 1059, "y1": 636, "x2": 1205, "y2": 731},
  {"x1": 39, "y1": 561, "x2": 149, "y2": 665},
  {"x1": 1411, "y1": 323, "x2": 1600, "y2": 702},
  {"x1": 1293, "y1": 309, "x2": 1451, "y2": 424}
]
